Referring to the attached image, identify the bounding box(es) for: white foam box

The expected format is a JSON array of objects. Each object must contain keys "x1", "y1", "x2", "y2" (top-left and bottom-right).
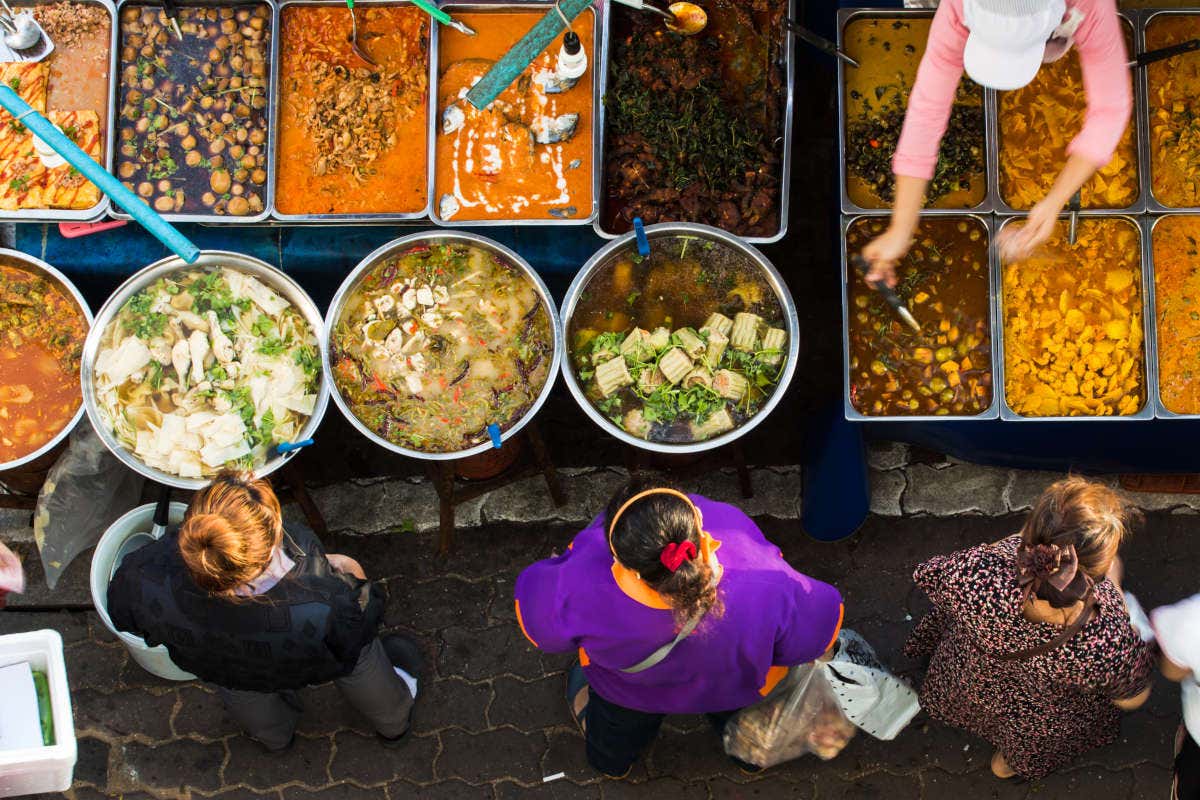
[{"x1": 0, "y1": 630, "x2": 76, "y2": 797}]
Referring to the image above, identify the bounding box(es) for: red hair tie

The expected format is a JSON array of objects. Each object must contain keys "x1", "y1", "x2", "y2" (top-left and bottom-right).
[{"x1": 660, "y1": 540, "x2": 697, "y2": 572}]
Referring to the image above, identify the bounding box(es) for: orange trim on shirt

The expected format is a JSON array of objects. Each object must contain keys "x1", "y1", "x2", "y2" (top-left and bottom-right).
[
  {"x1": 611, "y1": 532, "x2": 724, "y2": 610},
  {"x1": 579, "y1": 647, "x2": 590, "y2": 667},
  {"x1": 823, "y1": 604, "x2": 846, "y2": 653},
  {"x1": 514, "y1": 599, "x2": 538, "y2": 648},
  {"x1": 759, "y1": 665, "x2": 788, "y2": 696}
]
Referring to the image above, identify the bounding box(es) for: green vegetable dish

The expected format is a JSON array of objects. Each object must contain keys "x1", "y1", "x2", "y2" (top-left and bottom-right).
[
  {"x1": 331, "y1": 243, "x2": 554, "y2": 454},
  {"x1": 569, "y1": 235, "x2": 788, "y2": 444},
  {"x1": 93, "y1": 267, "x2": 320, "y2": 478}
]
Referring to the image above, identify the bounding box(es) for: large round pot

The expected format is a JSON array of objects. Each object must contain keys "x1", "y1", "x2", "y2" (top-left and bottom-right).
[
  {"x1": 324, "y1": 232, "x2": 562, "y2": 461},
  {"x1": 560, "y1": 222, "x2": 799, "y2": 454},
  {"x1": 0, "y1": 249, "x2": 93, "y2": 474},
  {"x1": 81, "y1": 251, "x2": 330, "y2": 490}
]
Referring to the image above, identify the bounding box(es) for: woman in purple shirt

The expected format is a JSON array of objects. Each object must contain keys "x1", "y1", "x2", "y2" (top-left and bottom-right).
[{"x1": 514, "y1": 480, "x2": 844, "y2": 776}]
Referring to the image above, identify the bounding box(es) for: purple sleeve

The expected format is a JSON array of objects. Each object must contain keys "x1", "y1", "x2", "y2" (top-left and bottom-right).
[
  {"x1": 773, "y1": 576, "x2": 845, "y2": 666},
  {"x1": 514, "y1": 523, "x2": 605, "y2": 654}
]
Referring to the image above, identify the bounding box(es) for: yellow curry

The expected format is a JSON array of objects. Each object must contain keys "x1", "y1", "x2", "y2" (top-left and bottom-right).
[
  {"x1": 1146, "y1": 13, "x2": 1200, "y2": 208},
  {"x1": 1002, "y1": 218, "x2": 1144, "y2": 417},
  {"x1": 1152, "y1": 215, "x2": 1200, "y2": 414}
]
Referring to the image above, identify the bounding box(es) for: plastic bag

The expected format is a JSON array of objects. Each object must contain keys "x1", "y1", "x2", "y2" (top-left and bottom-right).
[
  {"x1": 33, "y1": 425, "x2": 143, "y2": 589},
  {"x1": 824, "y1": 629, "x2": 920, "y2": 741},
  {"x1": 723, "y1": 663, "x2": 857, "y2": 768}
]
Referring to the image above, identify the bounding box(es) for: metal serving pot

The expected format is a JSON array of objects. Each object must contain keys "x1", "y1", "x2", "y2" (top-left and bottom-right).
[
  {"x1": 81, "y1": 251, "x2": 330, "y2": 490},
  {"x1": 560, "y1": 222, "x2": 800, "y2": 454},
  {"x1": 0, "y1": 249, "x2": 93, "y2": 473},
  {"x1": 323, "y1": 231, "x2": 563, "y2": 461}
]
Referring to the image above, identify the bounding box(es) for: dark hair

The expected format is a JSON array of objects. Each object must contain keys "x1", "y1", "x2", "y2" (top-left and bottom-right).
[
  {"x1": 604, "y1": 478, "x2": 723, "y2": 626},
  {"x1": 1020, "y1": 477, "x2": 1139, "y2": 592}
]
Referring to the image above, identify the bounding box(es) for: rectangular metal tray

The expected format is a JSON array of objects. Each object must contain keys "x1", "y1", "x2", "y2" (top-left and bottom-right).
[
  {"x1": 270, "y1": 0, "x2": 435, "y2": 223},
  {"x1": 428, "y1": 0, "x2": 600, "y2": 227},
  {"x1": 110, "y1": 0, "x2": 276, "y2": 223},
  {"x1": 994, "y1": 214, "x2": 1157, "y2": 421},
  {"x1": 0, "y1": 0, "x2": 118, "y2": 223},
  {"x1": 836, "y1": 8, "x2": 993, "y2": 217},
  {"x1": 840, "y1": 212, "x2": 1001, "y2": 422},
  {"x1": 989, "y1": 12, "x2": 1147, "y2": 216},
  {"x1": 593, "y1": 0, "x2": 795, "y2": 244},
  {"x1": 1140, "y1": 212, "x2": 1200, "y2": 419},
  {"x1": 1135, "y1": 9, "x2": 1200, "y2": 214}
]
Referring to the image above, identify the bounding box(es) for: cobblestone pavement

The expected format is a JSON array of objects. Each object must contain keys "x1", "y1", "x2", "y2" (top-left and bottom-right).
[{"x1": 1, "y1": 472, "x2": 1195, "y2": 800}]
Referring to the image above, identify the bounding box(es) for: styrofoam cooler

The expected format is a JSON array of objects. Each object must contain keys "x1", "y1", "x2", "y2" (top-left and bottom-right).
[{"x1": 0, "y1": 629, "x2": 76, "y2": 797}]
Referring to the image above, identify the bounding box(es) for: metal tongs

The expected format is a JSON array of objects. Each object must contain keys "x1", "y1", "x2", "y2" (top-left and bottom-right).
[
  {"x1": 160, "y1": 0, "x2": 183, "y2": 40},
  {"x1": 1129, "y1": 38, "x2": 1200, "y2": 69},
  {"x1": 1067, "y1": 189, "x2": 1081, "y2": 245},
  {"x1": 785, "y1": 17, "x2": 858, "y2": 68},
  {"x1": 851, "y1": 255, "x2": 921, "y2": 333},
  {"x1": 0, "y1": 0, "x2": 52, "y2": 62}
]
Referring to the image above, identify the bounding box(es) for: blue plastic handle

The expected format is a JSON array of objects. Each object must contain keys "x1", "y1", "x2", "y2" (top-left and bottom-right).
[
  {"x1": 0, "y1": 87, "x2": 199, "y2": 264},
  {"x1": 633, "y1": 217, "x2": 650, "y2": 257},
  {"x1": 487, "y1": 423, "x2": 503, "y2": 449},
  {"x1": 276, "y1": 439, "x2": 315, "y2": 454}
]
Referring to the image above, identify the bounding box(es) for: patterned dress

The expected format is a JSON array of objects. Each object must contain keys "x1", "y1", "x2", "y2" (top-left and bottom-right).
[{"x1": 905, "y1": 535, "x2": 1153, "y2": 779}]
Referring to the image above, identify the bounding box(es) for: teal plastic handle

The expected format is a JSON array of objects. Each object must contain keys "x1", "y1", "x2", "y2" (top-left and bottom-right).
[
  {"x1": 0, "y1": 86, "x2": 199, "y2": 263},
  {"x1": 411, "y1": 0, "x2": 451, "y2": 25}
]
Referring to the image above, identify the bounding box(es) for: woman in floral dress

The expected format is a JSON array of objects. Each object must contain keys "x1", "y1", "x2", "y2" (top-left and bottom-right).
[{"x1": 906, "y1": 477, "x2": 1154, "y2": 780}]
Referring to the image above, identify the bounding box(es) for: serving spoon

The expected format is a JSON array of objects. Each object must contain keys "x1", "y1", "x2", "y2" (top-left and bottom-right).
[
  {"x1": 611, "y1": 0, "x2": 708, "y2": 36},
  {"x1": 344, "y1": 0, "x2": 377, "y2": 67}
]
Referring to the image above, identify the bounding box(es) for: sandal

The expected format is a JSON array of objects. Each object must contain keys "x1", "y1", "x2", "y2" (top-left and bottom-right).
[{"x1": 565, "y1": 663, "x2": 589, "y2": 734}]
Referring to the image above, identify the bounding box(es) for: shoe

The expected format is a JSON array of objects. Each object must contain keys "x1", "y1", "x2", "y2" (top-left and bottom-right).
[
  {"x1": 258, "y1": 733, "x2": 295, "y2": 754},
  {"x1": 382, "y1": 633, "x2": 426, "y2": 684}
]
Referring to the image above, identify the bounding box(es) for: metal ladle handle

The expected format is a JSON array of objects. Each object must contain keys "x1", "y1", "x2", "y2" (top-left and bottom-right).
[{"x1": 610, "y1": 0, "x2": 674, "y2": 23}]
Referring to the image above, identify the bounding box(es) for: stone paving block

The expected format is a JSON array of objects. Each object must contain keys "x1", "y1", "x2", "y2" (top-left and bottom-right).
[
  {"x1": 842, "y1": 719, "x2": 980, "y2": 777},
  {"x1": 0, "y1": 506, "x2": 33, "y2": 542},
  {"x1": 73, "y1": 787, "x2": 162, "y2": 800},
  {"x1": 902, "y1": 463, "x2": 1008, "y2": 516},
  {"x1": 328, "y1": 731, "x2": 438, "y2": 787},
  {"x1": 540, "y1": 729, "x2": 597, "y2": 783},
  {"x1": 384, "y1": 577, "x2": 492, "y2": 633},
  {"x1": 708, "y1": 775, "x2": 815, "y2": 799},
  {"x1": 1130, "y1": 762, "x2": 1174, "y2": 800},
  {"x1": 479, "y1": 469, "x2": 624, "y2": 527},
  {"x1": 867, "y1": 443, "x2": 910, "y2": 472},
  {"x1": 488, "y1": 675, "x2": 567, "y2": 733},
  {"x1": 412, "y1": 677, "x2": 492, "y2": 734},
  {"x1": 118, "y1": 739, "x2": 224, "y2": 794},
  {"x1": 920, "y1": 769, "x2": 1030, "y2": 800},
  {"x1": 1002, "y1": 470, "x2": 1067, "y2": 513},
  {"x1": 74, "y1": 736, "x2": 111, "y2": 788},
  {"x1": 815, "y1": 770, "x2": 920, "y2": 800},
  {"x1": 493, "y1": 779, "x2": 602, "y2": 799},
  {"x1": 696, "y1": 467, "x2": 801, "y2": 519},
  {"x1": 868, "y1": 469, "x2": 905, "y2": 517},
  {"x1": 1026, "y1": 764, "x2": 1134, "y2": 798},
  {"x1": 224, "y1": 734, "x2": 332, "y2": 791},
  {"x1": 120, "y1": 655, "x2": 188, "y2": 691},
  {"x1": 73, "y1": 687, "x2": 177, "y2": 741},
  {"x1": 0, "y1": 609, "x2": 90, "y2": 643},
  {"x1": 644, "y1": 726, "x2": 729, "y2": 781},
  {"x1": 312, "y1": 480, "x2": 484, "y2": 536},
  {"x1": 5, "y1": 540, "x2": 92, "y2": 607},
  {"x1": 600, "y1": 776, "x2": 701, "y2": 800},
  {"x1": 1088, "y1": 710, "x2": 1175, "y2": 769},
  {"x1": 437, "y1": 727, "x2": 547, "y2": 785},
  {"x1": 63, "y1": 642, "x2": 127, "y2": 693},
  {"x1": 174, "y1": 686, "x2": 240, "y2": 739},
  {"x1": 197, "y1": 789, "x2": 284, "y2": 800},
  {"x1": 291, "y1": 682, "x2": 376, "y2": 738},
  {"x1": 438, "y1": 625, "x2": 546, "y2": 682},
  {"x1": 486, "y1": 572, "x2": 519, "y2": 626},
  {"x1": 387, "y1": 779, "x2": 492, "y2": 799}
]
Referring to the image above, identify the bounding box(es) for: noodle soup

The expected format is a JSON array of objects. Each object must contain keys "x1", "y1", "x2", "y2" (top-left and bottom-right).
[
  {"x1": 330, "y1": 241, "x2": 554, "y2": 453},
  {"x1": 0, "y1": 262, "x2": 88, "y2": 463}
]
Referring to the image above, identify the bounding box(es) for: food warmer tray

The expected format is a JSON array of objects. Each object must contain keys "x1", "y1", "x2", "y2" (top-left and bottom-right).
[
  {"x1": 428, "y1": 0, "x2": 601, "y2": 228},
  {"x1": 839, "y1": 212, "x2": 1001, "y2": 422},
  {"x1": 109, "y1": 0, "x2": 277, "y2": 224},
  {"x1": 836, "y1": 9, "x2": 994, "y2": 218},
  {"x1": 270, "y1": 0, "x2": 436, "y2": 224},
  {"x1": 1140, "y1": 213, "x2": 1198, "y2": 420},
  {"x1": 987, "y1": 10, "x2": 1147, "y2": 217},
  {"x1": 0, "y1": 0, "x2": 118, "y2": 223},
  {"x1": 592, "y1": 0, "x2": 795, "y2": 244},
  {"x1": 994, "y1": 213, "x2": 1157, "y2": 422}
]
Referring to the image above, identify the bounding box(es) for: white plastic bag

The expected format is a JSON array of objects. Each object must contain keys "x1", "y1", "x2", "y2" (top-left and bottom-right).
[
  {"x1": 824, "y1": 629, "x2": 920, "y2": 741},
  {"x1": 33, "y1": 425, "x2": 143, "y2": 589}
]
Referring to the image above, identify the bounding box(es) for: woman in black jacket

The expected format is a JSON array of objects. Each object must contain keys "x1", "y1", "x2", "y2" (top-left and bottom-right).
[{"x1": 108, "y1": 471, "x2": 421, "y2": 751}]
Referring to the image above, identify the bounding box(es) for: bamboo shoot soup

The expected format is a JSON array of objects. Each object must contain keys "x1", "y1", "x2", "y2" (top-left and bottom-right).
[{"x1": 568, "y1": 235, "x2": 788, "y2": 444}]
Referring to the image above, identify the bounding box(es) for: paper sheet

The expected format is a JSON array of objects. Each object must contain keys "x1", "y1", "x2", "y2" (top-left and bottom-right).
[{"x1": 0, "y1": 661, "x2": 43, "y2": 751}]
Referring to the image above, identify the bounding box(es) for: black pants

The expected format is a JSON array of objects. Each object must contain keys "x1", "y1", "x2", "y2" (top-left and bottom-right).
[
  {"x1": 585, "y1": 689, "x2": 741, "y2": 777},
  {"x1": 1177, "y1": 725, "x2": 1200, "y2": 800}
]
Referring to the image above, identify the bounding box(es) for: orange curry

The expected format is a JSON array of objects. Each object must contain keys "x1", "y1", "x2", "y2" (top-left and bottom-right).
[
  {"x1": 435, "y1": 10, "x2": 594, "y2": 222},
  {"x1": 1153, "y1": 215, "x2": 1200, "y2": 414},
  {"x1": 0, "y1": 264, "x2": 86, "y2": 463},
  {"x1": 276, "y1": 5, "x2": 429, "y2": 216}
]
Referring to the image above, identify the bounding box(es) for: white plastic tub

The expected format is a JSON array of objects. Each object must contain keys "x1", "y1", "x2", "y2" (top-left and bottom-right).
[
  {"x1": 0, "y1": 629, "x2": 76, "y2": 797},
  {"x1": 89, "y1": 501, "x2": 196, "y2": 682}
]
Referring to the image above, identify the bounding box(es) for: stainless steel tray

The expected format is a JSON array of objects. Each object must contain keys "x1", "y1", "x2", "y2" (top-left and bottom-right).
[
  {"x1": 1140, "y1": 212, "x2": 1200, "y2": 419},
  {"x1": 110, "y1": 0, "x2": 276, "y2": 223},
  {"x1": 593, "y1": 0, "x2": 795, "y2": 244},
  {"x1": 836, "y1": 8, "x2": 993, "y2": 217},
  {"x1": 989, "y1": 12, "x2": 1147, "y2": 216},
  {"x1": 0, "y1": 0, "x2": 118, "y2": 223},
  {"x1": 1136, "y1": 9, "x2": 1200, "y2": 213},
  {"x1": 840, "y1": 213, "x2": 1001, "y2": 422},
  {"x1": 270, "y1": 0, "x2": 435, "y2": 223},
  {"x1": 995, "y1": 214, "x2": 1156, "y2": 421},
  {"x1": 429, "y1": 1, "x2": 599, "y2": 227}
]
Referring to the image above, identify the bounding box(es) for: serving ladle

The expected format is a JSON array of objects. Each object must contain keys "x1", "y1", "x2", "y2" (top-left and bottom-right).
[
  {"x1": 344, "y1": 0, "x2": 377, "y2": 67},
  {"x1": 611, "y1": 0, "x2": 708, "y2": 36}
]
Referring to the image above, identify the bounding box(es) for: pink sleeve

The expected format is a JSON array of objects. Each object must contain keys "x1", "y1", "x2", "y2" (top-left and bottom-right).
[
  {"x1": 892, "y1": 0, "x2": 970, "y2": 180},
  {"x1": 1068, "y1": 0, "x2": 1132, "y2": 167}
]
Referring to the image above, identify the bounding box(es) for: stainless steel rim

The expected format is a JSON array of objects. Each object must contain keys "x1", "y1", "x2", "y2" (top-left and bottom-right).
[
  {"x1": 0, "y1": 249, "x2": 94, "y2": 472},
  {"x1": 80, "y1": 250, "x2": 331, "y2": 489},
  {"x1": 322, "y1": 230, "x2": 563, "y2": 461},
  {"x1": 560, "y1": 221, "x2": 800, "y2": 453}
]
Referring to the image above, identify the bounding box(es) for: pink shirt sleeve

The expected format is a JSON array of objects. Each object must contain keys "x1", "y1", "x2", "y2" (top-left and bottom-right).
[
  {"x1": 892, "y1": 0, "x2": 969, "y2": 180},
  {"x1": 1068, "y1": 0, "x2": 1132, "y2": 167}
]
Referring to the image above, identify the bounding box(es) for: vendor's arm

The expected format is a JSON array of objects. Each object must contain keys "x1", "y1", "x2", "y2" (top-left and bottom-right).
[
  {"x1": 863, "y1": 0, "x2": 967, "y2": 286},
  {"x1": 514, "y1": 544, "x2": 585, "y2": 654},
  {"x1": 1152, "y1": 594, "x2": 1200, "y2": 683}
]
